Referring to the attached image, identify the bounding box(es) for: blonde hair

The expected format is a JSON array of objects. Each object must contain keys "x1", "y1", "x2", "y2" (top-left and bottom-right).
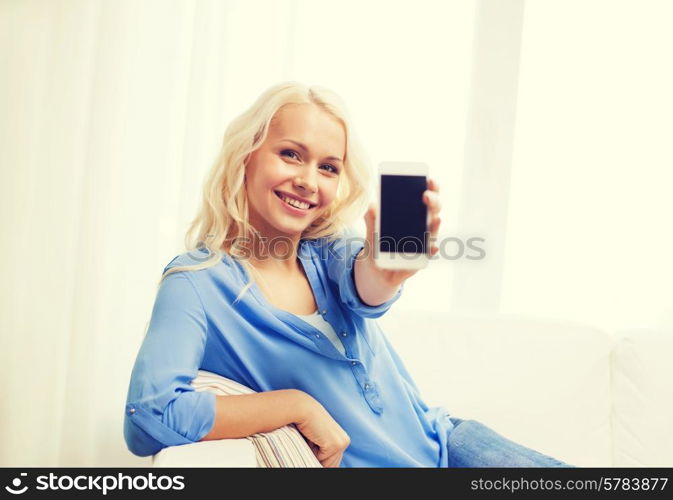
[{"x1": 159, "y1": 81, "x2": 372, "y2": 302}]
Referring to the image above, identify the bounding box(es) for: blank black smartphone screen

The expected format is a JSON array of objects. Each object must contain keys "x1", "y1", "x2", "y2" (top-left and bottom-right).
[{"x1": 380, "y1": 174, "x2": 427, "y2": 254}]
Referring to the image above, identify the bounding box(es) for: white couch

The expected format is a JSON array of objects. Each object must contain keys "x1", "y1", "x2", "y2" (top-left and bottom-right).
[{"x1": 153, "y1": 312, "x2": 673, "y2": 467}]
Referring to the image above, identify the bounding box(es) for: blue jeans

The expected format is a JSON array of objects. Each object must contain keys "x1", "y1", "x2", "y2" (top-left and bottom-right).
[{"x1": 446, "y1": 417, "x2": 575, "y2": 467}]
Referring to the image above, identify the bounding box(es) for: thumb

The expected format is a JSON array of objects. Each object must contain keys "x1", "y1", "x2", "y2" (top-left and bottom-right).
[
  {"x1": 363, "y1": 204, "x2": 376, "y2": 259},
  {"x1": 364, "y1": 204, "x2": 376, "y2": 237}
]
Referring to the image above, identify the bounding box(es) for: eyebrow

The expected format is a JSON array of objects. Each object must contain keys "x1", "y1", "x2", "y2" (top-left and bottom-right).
[{"x1": 280, "y1": 139, "x2": 344, "y2": 164}]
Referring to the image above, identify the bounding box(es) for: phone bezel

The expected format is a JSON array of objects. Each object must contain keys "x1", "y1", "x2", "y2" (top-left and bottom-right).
[{"x1": 375, "y1": 162, "x2": 429, "y2": 270}]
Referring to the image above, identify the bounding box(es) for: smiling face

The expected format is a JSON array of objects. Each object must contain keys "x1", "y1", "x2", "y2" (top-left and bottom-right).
[{"x1": 244, "y1": 103, "x2": 346, "y2": 242}]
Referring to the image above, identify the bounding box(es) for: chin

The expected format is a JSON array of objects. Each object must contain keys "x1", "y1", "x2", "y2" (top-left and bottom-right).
[{"x1": 270, "y1": 220, "x2": 310, "y2": 238}]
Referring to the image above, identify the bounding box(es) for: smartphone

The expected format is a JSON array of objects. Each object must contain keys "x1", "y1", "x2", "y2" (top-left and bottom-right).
[{"x1": 375, "y1": 162, "x2": 429, "y2": 270}]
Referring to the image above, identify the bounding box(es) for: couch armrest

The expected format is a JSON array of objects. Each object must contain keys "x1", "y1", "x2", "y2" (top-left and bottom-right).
[
  {"x1": 612, "y1": 328, "x2": 673, "y2": 467},
  {"x1": 152, "y1": 439, "x2": 257, "y2": 467}
]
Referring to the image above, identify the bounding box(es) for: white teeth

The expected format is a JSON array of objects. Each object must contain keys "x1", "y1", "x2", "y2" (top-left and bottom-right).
[{"x1": 279, "y1": 193, "x2": 311, "y2": 210}]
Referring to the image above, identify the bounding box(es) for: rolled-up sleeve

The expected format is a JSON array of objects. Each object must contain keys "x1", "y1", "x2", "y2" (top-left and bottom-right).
[
  {"x1": 123, "y1": 271, "x2": 215, "y2": 457},
  {"x1": 324, "y1": 234, "x2": 403, "y2": 319}
]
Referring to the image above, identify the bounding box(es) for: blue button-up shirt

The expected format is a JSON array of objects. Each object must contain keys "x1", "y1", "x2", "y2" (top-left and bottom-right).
[{"x1": 124, "y1": 234, "x2": 454, "y2": 467}]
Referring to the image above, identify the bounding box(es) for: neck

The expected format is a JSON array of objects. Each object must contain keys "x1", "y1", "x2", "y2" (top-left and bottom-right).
[{"x1": 241, "y1": 231, "x2": 302, "y2": 273}]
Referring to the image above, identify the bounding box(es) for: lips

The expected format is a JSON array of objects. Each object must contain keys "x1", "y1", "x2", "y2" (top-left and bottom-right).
[{"x1": 274, "y1": 191, "x2": 318, "y2": 210}]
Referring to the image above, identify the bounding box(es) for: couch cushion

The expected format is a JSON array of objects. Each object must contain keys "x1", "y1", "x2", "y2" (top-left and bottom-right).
[
  {"x1": 378, "y1": 312, "x2": 614, "y2": 466},
  {"x1": 152, "y1": 437, "x2": 257, "y2": 467}
]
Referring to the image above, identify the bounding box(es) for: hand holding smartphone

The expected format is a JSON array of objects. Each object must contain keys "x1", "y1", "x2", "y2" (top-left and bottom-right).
[{"x1": 375, "y1": 162, "x2": 430, "y2": 270}]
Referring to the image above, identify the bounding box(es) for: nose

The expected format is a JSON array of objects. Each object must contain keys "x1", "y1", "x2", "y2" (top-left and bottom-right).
[{"x1": 293, "y1": 165, "x2": 318, "y2": 194}]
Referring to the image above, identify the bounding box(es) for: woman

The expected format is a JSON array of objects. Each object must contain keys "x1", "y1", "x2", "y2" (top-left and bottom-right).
[{"x1": 124, "y1": 81, "x2": 572, "y2": 468}]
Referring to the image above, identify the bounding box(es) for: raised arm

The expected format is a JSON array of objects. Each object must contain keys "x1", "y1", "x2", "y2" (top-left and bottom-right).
[{"x1": 353, "y1": 183, "x2": 443, "y2": 306}]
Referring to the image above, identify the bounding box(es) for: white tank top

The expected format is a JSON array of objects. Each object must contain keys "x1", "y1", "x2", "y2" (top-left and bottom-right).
[{"x1": 296, "y1": 310, "x2": 346, "y2": 355}]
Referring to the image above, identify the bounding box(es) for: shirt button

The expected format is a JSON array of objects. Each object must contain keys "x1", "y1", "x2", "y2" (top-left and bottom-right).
[
  {"x1": 351, "y1": 361, "x2": 357, "y2": 366},
  {"x1": 321, "y1": 309, "x2": 327, "y2": 315},
  {"x1": 315, "y1": 334, "x2": 320, "y2": 338},
  {"x1": 341, "y1": 331, "x2": 347, "y2": 337},
  {"x1": 129, "y1": 408, "x2": 136, "y2": 415},
  {"x1": 364, "y1": 384, "x2": 370, "y2": 390}
]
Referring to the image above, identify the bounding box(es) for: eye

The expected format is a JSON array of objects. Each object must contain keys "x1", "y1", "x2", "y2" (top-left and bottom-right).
[
  {"x1": 280, "y1": 149, "x2": 300, "y2": 160},
  {"x1": 281, "y1": 149, "x2": 339, "y2": 174},
  {"x1": 320, "y1": 164, "x2": 339, "y2": 174}
]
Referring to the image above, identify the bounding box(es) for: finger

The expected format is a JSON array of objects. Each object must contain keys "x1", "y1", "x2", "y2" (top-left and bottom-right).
[
  {"x1": 366, "y1": 203, "x2": 376, "y2": 224},
  {"x1": 362, "y1": 203, "x2": 372, "y2": 229},
  {"x1": 316, "y1": 449, "x2": 334, "y2": 467},
  {"x1": 427, "y1": 177, "x2": 440, "y2": 193},
  {"x1": 429, "y1": 215, "x2": 441, "y2": 237},
  {"x1": 364, "y1": 204, "x2": 376, "y2": 251},
  {"x1": 327, "y1": 452, "x2": 343, "y2": 468},
  {"x1": 428, "y1": 216, "x2": 441, "y2": 255},
  {"x1": 363, "y1": 203, "x2": 374, "y2": 221},
  {"x1": 319, "y1": 451, "x2": 342, "y2": 468},
  {"x1": 423, "y1": 190, "x2": 442, "y2": 214}
]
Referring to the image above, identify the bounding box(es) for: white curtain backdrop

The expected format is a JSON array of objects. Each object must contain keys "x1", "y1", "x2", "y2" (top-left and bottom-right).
[
  {"x1": 0, "y1": 0, "x2": 475, "y2": 466},
  {"x1": 501, "y1": 0, "x2": 673, "y2": 333},
  {"x1": 2, "y1": 0, "x2": 671, "y2": 467}
]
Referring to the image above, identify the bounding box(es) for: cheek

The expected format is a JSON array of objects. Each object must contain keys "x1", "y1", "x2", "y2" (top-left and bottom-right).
[
  {"x1": 245, "y1": 172, "x2": 270, "y2": 208},
  {"x1": 251, "y1": 175, "x2": 283, "y2": 202},
  {"x1": 320, "y1": 180, "x2": 340, "y2": 207},
  {"x1": 250, "y1": 152, "x2": 284, "y2": 184}
]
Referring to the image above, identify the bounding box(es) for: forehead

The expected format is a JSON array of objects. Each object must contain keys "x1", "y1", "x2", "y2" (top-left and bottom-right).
[{"x1": 268, "y1": 104, "x2": 346, "y2": 155}]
